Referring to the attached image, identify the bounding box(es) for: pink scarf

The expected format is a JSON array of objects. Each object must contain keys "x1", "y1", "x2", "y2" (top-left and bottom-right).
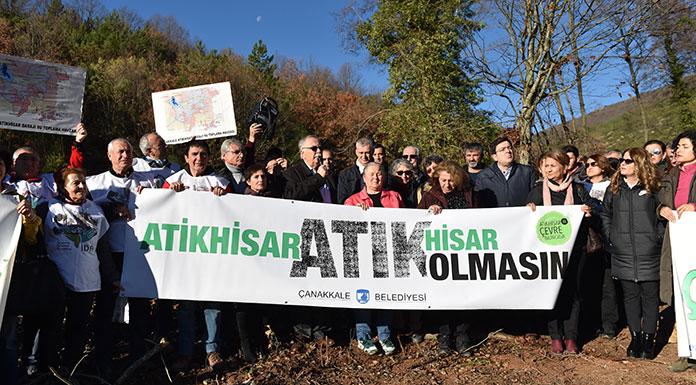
[{"x1": 543, "y1": 176, "x2": 574, "y2": 206}]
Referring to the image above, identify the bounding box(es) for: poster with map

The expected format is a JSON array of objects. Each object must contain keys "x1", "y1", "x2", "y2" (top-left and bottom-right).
[
  {"x1": 152, "y1": 82, "x2": 237, "y2": 144},
  {"x1": 0, "y1": 54, "x2": 86, "y2": 135}
]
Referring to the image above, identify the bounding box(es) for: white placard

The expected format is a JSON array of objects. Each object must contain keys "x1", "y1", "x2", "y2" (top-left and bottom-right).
[
  {"x1": 0, "y1": 196, "x2": 22, "y2": 326},
  {"x1": 152, "y1": 82, "x2": 237, "y2": 144},
  {"x1": 0, "y1": 54, "x2": 85, "y2": 135},
  {"x1": 670, "y1": 213, "x2": 696, "y2": 359}
]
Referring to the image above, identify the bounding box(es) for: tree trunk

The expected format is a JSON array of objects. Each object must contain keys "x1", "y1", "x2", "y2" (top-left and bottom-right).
[
  {"x1": 517, "y1": 107, "x2": 535, "y2": 165},
  {"x1": 568, "y1": 0, "x2": 588, "y2": 133},
  {"x1": 620, "y1": 27, "x2": 649, "y2": 142},
  {"x1": 549, "y1": 73, "x2": 572, "y2": 143}
]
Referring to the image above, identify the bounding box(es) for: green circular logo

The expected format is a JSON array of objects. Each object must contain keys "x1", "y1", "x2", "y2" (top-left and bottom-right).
[{"x1": 536, "y1": 211, "x2": 571, "y2": 245}]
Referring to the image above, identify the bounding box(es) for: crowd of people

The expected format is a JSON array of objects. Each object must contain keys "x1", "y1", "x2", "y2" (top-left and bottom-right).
[{"x1": 1, "y1": 125, "x2": 695, "y2": 383}]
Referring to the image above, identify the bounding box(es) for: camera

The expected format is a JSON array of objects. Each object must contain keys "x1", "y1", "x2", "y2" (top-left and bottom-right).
[{"x1": 247, "y1": 97, "x2": 278, "y2": 140}]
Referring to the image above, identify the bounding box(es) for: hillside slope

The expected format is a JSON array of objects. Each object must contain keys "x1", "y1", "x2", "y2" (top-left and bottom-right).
[{"x1": 545, "y1": 75, "x2": 696, "y2": 152}]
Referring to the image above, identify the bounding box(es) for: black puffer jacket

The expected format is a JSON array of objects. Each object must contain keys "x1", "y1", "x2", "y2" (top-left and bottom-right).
[{"x1": 600, "y1": 180, "x2": 662, "y2": 281}]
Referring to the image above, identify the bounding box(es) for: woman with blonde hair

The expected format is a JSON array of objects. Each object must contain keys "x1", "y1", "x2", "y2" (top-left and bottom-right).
[
  {"x1": 600, "y1": 148, "x2": 661, "y2": 359},
  {"x1": 418, "y1": 161, "x2": 475, "y2": 355},
  {"x1": 527, "y1": 149, "x2": 592, "y2": 354}
]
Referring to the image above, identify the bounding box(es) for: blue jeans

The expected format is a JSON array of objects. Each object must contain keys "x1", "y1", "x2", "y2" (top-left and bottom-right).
[
  {"x1": 177, "y1": 301, "x2": 222, "y2": 355},
  {"x1": 354, "y1": 310, "x2": 391, "y2": 341},
  {"x1": 203, "y1": 303, "x2": 222, "y2": 354}
]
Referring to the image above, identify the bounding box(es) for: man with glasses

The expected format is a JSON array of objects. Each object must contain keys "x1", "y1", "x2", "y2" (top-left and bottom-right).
[
  {"x1": 283, "y1": 135, "x2": 330, "y2": 202},
  {"x1": 337, "y1": 138, "x2": 374, "y2": 203},
  {"x1": 402, "y1": 145, "x2": 428, "y2": 186},
  {"x1": 644, "y1": 140, "x2": 668, "y2": 171},
  {"x1": 474, "y1": 137, "x2": 535, "y2": 208},
  {"x1": 282, "y1": 135, "x2": 335, "y2": 343},
  {"x1": 217, "y1": 123, "x2": 263, "y2": 194}
]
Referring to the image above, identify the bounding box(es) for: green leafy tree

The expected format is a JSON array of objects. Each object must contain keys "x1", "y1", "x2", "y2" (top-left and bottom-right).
[{"x1": 340, "y1": 0, "x2": 496, "y2": 161}]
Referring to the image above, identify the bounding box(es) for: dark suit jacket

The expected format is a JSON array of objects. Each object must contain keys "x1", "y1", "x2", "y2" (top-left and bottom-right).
[
  {"x1": 282, "y1": 161, "x2": 327, "y2": 202},
  {"x1": 324, "y1": 172, "x2": 338, "y2": 204},
  {"x1": 337, "y1": 165, "x2": 363, "y2": 204},
  {"x1": 474, "y1": 162, "x2": 536, "y2": 208}
]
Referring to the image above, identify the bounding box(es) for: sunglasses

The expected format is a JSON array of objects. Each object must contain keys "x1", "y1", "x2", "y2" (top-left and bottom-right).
[
  {"x1": 619, "y1": 158, "x2": 635, "y2": 165},
  {"x1": 586, "y1": 161, "x2": 597, "y2": 167},
  {"x1": 650, "y1": 149, "x2": 662, "y2": 156},
  {"x1": 396, "y1": 170, "x2": 413, "y2": 176},
  {"x1": 402, "y1": 154, "x2": 418, "y2": 160},
  {"x1": 302, "y1": 146, "x2": 322, "y2": 152}
]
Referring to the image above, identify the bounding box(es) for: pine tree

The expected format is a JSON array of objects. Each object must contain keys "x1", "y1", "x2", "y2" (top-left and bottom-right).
[{"x1": 248, "y1": 39, "x2": 277, "y2": 86}]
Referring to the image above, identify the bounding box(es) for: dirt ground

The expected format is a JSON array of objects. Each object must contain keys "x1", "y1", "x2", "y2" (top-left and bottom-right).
[{"x1": 119, "y1": 328, "x2": 696, "y2": 385}]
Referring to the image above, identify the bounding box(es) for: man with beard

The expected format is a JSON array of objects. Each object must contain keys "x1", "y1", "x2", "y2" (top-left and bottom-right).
[{"x1": 464, "y1": 143, "x2": 485, "y2": 186}]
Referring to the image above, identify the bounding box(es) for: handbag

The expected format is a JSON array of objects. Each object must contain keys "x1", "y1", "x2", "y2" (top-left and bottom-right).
[{"x1": 586, "y1": 227, "x2": 604, "y2": 254}]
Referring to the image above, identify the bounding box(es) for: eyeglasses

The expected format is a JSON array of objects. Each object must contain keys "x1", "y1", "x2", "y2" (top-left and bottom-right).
[
  {"x1": 396, "y1": 170, "x2": 413, "y2": 176},
  {"x1": 586, "y1": 161, "x2": 597, "y2": 167},
  {"x1": 302, "y1": 146, "x2": 322, "y2": 152},
  {"x1": 402, "y1": 154, "x2": 418, "y2": 160},
  {"x1": 226, "y1": 149, "x2": 242, "y2": 155},
  {"x1": 619, "y1": 158, "x2": 635, "y2": 165}
]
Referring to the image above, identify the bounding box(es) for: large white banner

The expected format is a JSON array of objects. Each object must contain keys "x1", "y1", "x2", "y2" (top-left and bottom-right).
[
  {"x1": 0, "y1": 196, "x2": 22, "y2": 326},
  {"x1": 123, "y1": 190, "x2": 585, "y2": 310},
  {"x1": 0, "y1": 54, "x2": 86, "y2": 135},
  {"x1": 670, "y1": 213, "x2": 696, "y2": 360},
  {"x1": 152, "y1": 82, "x2": 237, "y2": 144}
]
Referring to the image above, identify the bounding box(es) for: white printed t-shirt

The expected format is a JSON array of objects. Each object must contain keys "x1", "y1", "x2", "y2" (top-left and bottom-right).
[
  {"x1": 164, "y1": 169, "x2": 229, "y2": 192},
  {"x1": 86, "y1": 170, "x2": 156, "y2": 253},
  {"x1": 132, "y1": 157, "x2": 181, "y2": 187},
  {"x1": 45, "y1": 199, "x2": 109, "y2": 292}
]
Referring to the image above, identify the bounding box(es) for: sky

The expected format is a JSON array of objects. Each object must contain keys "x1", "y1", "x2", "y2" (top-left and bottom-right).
[
  {"x1": 99, "y1": 0, "x2": 637, "y2": 127},
  {"x1": 100, "y1": 0, "x2": 389, "y2": 92}
]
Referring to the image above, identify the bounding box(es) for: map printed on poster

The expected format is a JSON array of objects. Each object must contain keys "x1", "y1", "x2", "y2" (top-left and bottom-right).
[
  {"x1": 0, "y1": 54, "x2": 86, "y2": 135},
  {"x1": 152, "y1": 82, "x2": 237, "y2": 144}
]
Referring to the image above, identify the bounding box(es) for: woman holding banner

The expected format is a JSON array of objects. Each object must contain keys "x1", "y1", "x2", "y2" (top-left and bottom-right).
[
  {"x1": 582, "y1": 154, "x2": 620, "y2": 339},
  {"x1": 345, "y1": 162, "x2": 402, "y2": 355},
  {"x1": 45, "y1": 167, "x2": 112, "y2": 371},
  {"x1": 600, "y1": 148, "x2": 661, "y2": 359},
  {"x1": 388, "y1": 158, "x2": 419, "y2": 208},
  {"x1": 527, "y1": 150, "x2": 592, "y2": 355},
  {"x1": 657, "y1": 130, "x2": 696, "y2": 372},
  {"x1": 244, "y1": 163, "x2": 281, "y2": 197},
  {"x1": 418, "y1": 161, "x2": 476, "y2": 356}
]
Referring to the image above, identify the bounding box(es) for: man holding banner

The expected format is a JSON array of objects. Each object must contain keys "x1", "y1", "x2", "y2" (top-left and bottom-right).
[
  {"x1": 133, "y1": 132, "x2": 181, "y2": 187},
  {"x1": 163, "y1": 140, "x2": 230, "y2": 369},
  {"x1": 85, "y1": 138, "x2": 157, "y2": 377},
  {"x1": 0, "y1": 152, "x2": 64, "y2": 383},
  {"x1": 5, "y1": 123, "x2": 87, "y2": 205}
]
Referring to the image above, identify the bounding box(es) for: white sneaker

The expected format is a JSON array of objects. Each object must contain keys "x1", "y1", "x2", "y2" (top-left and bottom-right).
[
  {"x1": 358, "y1": 339, "x2": 379, "y2": 355},
  {"x1": 380, "y1": 339, "x2": 396, "y2": 355}
]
